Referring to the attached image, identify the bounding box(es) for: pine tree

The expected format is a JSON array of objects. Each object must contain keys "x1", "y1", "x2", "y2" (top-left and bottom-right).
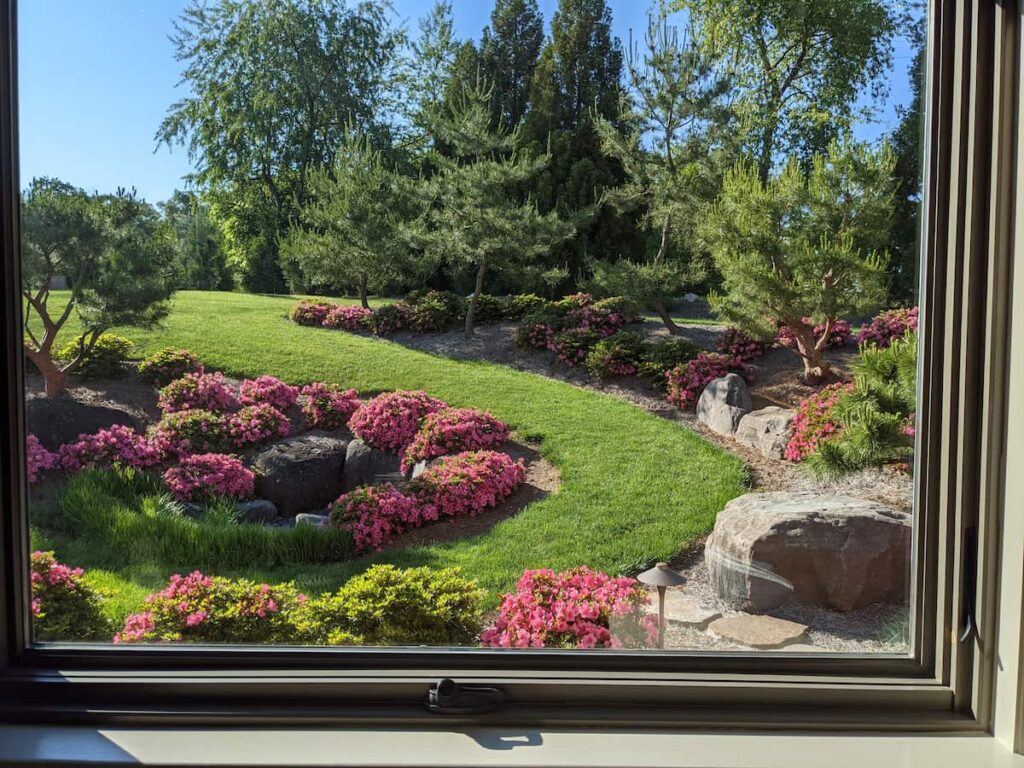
[{"x1": 480, "y1": 0, "x2": 545, "y2": 129}]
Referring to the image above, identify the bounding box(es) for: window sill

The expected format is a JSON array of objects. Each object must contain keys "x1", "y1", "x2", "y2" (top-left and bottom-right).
[{"x1": 0, "y1": 726, "x2": 1021, "y2": 767}]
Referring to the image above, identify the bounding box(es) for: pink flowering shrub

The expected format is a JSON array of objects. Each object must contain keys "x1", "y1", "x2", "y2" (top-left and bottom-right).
[
  {"x1": 226, "y1": 403, "x2": 290, "y2": 448},
  {"x1": 238, "y1": 375, "x2": 299, "y2": 410},
  {"x1": 551, "y1": 328, "x2": 601, "y2": 366},
  {"x1": 138, "y1": 348, "x2": 204, "y2": 388},
  {"x1": 777, "y1": 318, "x2": 852, "y2": 350},
  {"x1": 290, "y1": 300, "x2": 335, "y2": 327},
  {"x1": 163, "y1": 453, "x2": 255, "y2": 502},
  {"x1": 114, "y1": 571, "x2": 305, "y2": 644},
  {"x1": 716, "y1": 327, "x2": 769, "y2": 361},
  {"x1": 480, "y1": 567, "x2": 657, "y2": 649},
  {"x1": 349, "y1": 390, "x2": 447, "y2": 451},
  {"x1": 412, "y1": 450, "x2": 526, "y2": 518},
  {"x1": 364, "y1": 302, "x2": 414, "y2": 336},
  {"x1": 665, "y1": 352, "x2": 752, "y2": 410},
  {"x1": 329, "y1": 484, "x2": 436, "y2": 552},
  {"x1": 856, "y1": 306, "x2": 919, "y2": 348},
  {"x1": 585, "y1": 332, "x2": 646, "y2": 379},
  {"x1": 150, "y1": 410, "x2": 229, "y2": 456},
  {"x1": 401, "y1": 408, "x2": 510, "y2": 473},
  {"x1": 513, "y1": 321, "x2": 556, "y2": 350},
  {"x1": 58, "y1": 424, "x2": 164, "y2": 471},
  {"x1": 783, "y1": 382, "x2": 855, "y2": 462},
  {"x1": 565, "y1": 304, "x2": 625, "y2": 338},
  {"x1": 300, "y1": 383, "x2": 361, "y2": 430},
  {"x1": 31, "y1": 551, "x2": 109, "y2": 641},
  {"x1": 27, "y1": 434, "x2": 56, "y2": 484},
  {"x1": 158, "y1": 371, "x2": 238, "y2": 414},
  {"x1": 323, "y1": 304, "x2": 374, "y2": 331}
]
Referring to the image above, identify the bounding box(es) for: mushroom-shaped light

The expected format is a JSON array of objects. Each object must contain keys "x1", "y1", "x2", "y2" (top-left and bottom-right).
[{"x1": 637, "y1": 562, "x2": 686, "y2": 649}]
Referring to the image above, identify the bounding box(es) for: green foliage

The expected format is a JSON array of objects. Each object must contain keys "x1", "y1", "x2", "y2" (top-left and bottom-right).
[
  {"x1": 407, "y1": 290, "x2": 466, "y2": 332},
  {"x1": 586, "y1": 331, "x2": 647, "y2": 379},
  {"x1": 480, "y1": 0, "x2": 545, "y2": 128},
  {"x1": 31, "y1": 551, "x2": 112, "y2": 642},
  {"x1": 472, "y1": 294, "x2": 507, "y2": 325},
  {"x1": 505, "y1": 293, "x2": 547, "y2": 319},
  {"x1": 637, "y1": 337, "x2": 702, "y2": 386},
  {"x1": 58, "y1": 333, "x2": 134, "y2": 379},
  {"x1": 588, "y1": 258, "x2": 695, "y2": 331},
  {"x1": 137, "y1": 347, "x2": 203, "y2": 388},
  {"x1": 160, "y1": 190, "x2": 233, "y2": 291}
]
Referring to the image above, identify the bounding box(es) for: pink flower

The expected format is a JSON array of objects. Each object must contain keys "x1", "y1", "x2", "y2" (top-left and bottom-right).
[
  {"x1": 322, "y1": 305, "x2": 374, "y2": 331},
  {"x1": 57, "y1": 425, "x2": 164, "y2": 472},
  {"x1": 665, "y1": 352, "x2": 752, "y2": 410},
  {"x1": 289, "y1": 300, "x2": 336, "y2": 327},
  {"x1": 300, "y1": 383, "x2": 361, "y2": 430},
  {"x1": 784, "y1": 382, "x2": 855, "y2": 462},
  {"x1": 163, "y1": 453, "x2": 255, "y2": 502},
  {"x1": 412, "y1": 451, "x2": 526, "y2": 518},
  {"x1": 400, "y1": 408, "x2": 510, "y2": 473},
  {"x1": 330, "y1": 484, "x2": 433, "y2": 552},
  {"x1": 158, "y1": 371, "x2": 238, "y2": 414},
  {"x1": 856, "y1": 306, "x2": 919, "y2": 348},
  {"x1": 226, "y1": 403, "x2": 290, "y2": 448},
  {"x1": 349, "y1": 390, "x2": 447, "y2": 451},
  {"x1": 26, "y1": 434, "x2": 56, "y2": 484},
  {"x1": 238, "y1": 375, "x2": 299, "y2": 410}
]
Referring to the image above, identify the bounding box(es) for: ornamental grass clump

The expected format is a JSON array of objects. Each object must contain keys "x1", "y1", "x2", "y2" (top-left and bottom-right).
[
  {"x1": 300, "y1": 383, "x2": 361, "y2": 430},
  {"x1": 585, "y1": 332, "x2": 646, "y2": 379},
  {"x1": 783, "y1": 382, "x2": 854, "y2": 462},
  {"x1": 665, "y1": 352, "x2": 752, "y2": 410},
  {"x1": 329, "y1": 484, "x2": 435, "y2": 552},
  {"x1": 238, "y1": 375, "x2": 299, "y2": 410},
  {"x1": 58, "y1": 424, "x2": 165, "y2": 471},
  {"x1": 150, "y1": 410, "x2": 229, "y2": 456},
  {"x1": 289, "y1": 300, "x2": 335, "y2": 327},
  {"x1": 162, "y1": 453, "x2": 255, "y2": 503},
  {"x1": 31, "y1": 550, "x2": 110, "y2": 641},
  {"x1": 226, "y1": 403, "x2": 290, "y2": 448},
  {"x1": 412, "y1": 450, "x2": 526, "y2": 518},
  {"x1": 323, "y1": 304, "x2": 373, "y2": 331},
  {"x1": 158, "y1": 371, "x2": 238, "y2": 414},
  {"x1": 138, "y1": 348, "x2": 204, "y2": 388},
  {"x1": 349, "y1": 390, "x2": 447, "y2": 451},
  {"x1": 856, "y1": 306, "x2": 919, "y2": 348},
  {"x1": 27, "y1": 434, "x2": 56, "y2": 484},
  {"x1": 716, "y1": 327, "x2": 770, "y2": 361},
  {"x1": 480, "y1": 567, "x2": 657, "y2": 649},
  {"x1": 400, "y1": 408, "x2": 510, "y2": 473}
]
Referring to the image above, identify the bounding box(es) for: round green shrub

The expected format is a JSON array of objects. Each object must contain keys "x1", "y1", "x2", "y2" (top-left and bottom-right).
[
  {"x1": 504, "y1": 293, "x2": 547, "y2": 320},
  {"x1": 407, "y1": 290, "x2": 465, "y2": 333},
  {"x1": 31, "y1": 551, "x2": 111, "y2": 642},
  {"x1": 638, "y1": 338, "x2": 703, "y2": 387},
  {"x1": 472, "y1": 294, "x2": 506, "y2": 325},
  {"x1": 138, "y1": 348, "x2": 204, "y2": 388},
  {"x1": 58, "y1": 334, "x2": 134, "y2": 379},
  {"x1": 586, "y1": 332, "x2": 647, "y2": 379}
]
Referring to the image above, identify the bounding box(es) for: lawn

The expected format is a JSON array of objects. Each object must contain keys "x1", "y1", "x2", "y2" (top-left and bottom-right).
[{"x1": 28, "y1": 290, "x2": 748, "y2": 619}]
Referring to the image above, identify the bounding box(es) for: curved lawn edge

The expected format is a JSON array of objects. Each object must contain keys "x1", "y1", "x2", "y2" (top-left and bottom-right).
[{"x1": 30, "y1": 291, "x2": 750, "y2": 603}]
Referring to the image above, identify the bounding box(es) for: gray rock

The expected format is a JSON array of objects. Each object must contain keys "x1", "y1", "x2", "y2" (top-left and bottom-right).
[
  {"x1": 295, "y1": 513, "x2": 329, "y2": 528},
  {"x1": 178, "y1": 501, "x2": 205, "y2": 519},
  {"x1": 252, "y1": 432, "x2": 348, "y2": 516},
  {"x1": 410, "y1": 456, "x2": 446, "y2": 480},
  {"x1": 27, "y1": 397, "x2": 141, "y2": 450},
  {"x1": 696, "y1": 374, "x2": 752, "y2": 436},
  {"x1": 706, "y1": 492, "x2": 912, "y2": 612},
  {"x1": 343, "y1": 438, "x2": 402, "y2": 490},
  {"x1": 235, "y1": 499, "x2": 279, "y2": 525},
  {"x1": 735, "y1": 406, "x2": 795, "y2": 459}
]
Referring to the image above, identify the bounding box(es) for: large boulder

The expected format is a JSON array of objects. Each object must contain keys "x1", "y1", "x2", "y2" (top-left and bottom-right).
[
  {"x1": 696, "y1": 374, "x2": 752, "y2": 436},
  {"x1": 705, "y1": 492, "x2": 912, "y2": 612},
  {"x1": 26, "y1": 397, "x2": 140, "y2": 450},
  {"x1": 252, "y1": 432, "x2": 348, "y2": 516},
  {"x1": 343, "y1": 438, "x2": 402, "y2": 490},
  {"x1": 735, "y1": 407, "x2": 795, "y2": 459}
]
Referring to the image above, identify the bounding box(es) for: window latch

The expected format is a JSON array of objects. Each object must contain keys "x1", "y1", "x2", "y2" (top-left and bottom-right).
[
  {"x1": 960, "y1": 526, "x2": 978, "y2": 644},
  {"x1": 426, "y1": 678, "x2": 505, "y2": 715}
]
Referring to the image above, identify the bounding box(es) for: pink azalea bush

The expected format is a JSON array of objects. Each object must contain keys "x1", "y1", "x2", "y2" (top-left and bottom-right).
[
  {"x1": 158, "y1": 371, "x2": 238, "y2": 414},
  {"x1": 31, "y1": 551, "x2": 109, "y2": 641},
  {"x1": 716, "y1": 327, "x2": 769, "y2": 361},
  {"x1": 26, "y1": 434, "x2": 56, "y2": 484},
  {"x1": 665, "y1": 352, "x2": 752, "y2": 410},
  {"x1": 162, "y1": 453, "x2": 255, "y2": 502},
  {"x1": 783, "y1": 382, "x2": 855, "y2": 462},
  {"x1": 323, "y1": 304, "x2": 374, "y2": 331},
  {"x1": 551, "y1": 328, "x2": 601, "y2": 366},
  {"x1": 514, "y1": 321, "x2": 556, "y2": 350},
  {"x1": 349, "y1": 390, "x2": 448, "y2": 451},
  {"x1": 289, "y1": 300, "x2": 335, "y2": 327},
  {"x1": 856, "y1": 306, "x2": 919, "y2": 348},
  {"x1": 480, "y1": 567, "x2": 657, "y2": 649},
  {"x1": 238, "y1": 375, "x2": 299, "y2": 410},
  {"x1": 114, "y1": 571, "x2": 304, "y2": 644},
  {"x1": 777, "y1": 318, "x2": 853, "y2": 350},
  {"x1": 364, "y1": 302, "x2": 414, "y2": 336},
  {"x1": 226, "y1": 403, "x2": 290, "y2": 448},
  {"x1": 565, "y1": 303, "x2": 626, "y2": 338},
  {"x1": 150, "y1": 410, "x2": 229, "y2": 456},
  {"x1": 330, "y1": 484, "x2": 437, "y2": 552},
  {"x1": 585, "y1": 332, "x2": 646, "y2": 379},
  {"x1": 300, "y1": 383, "x2": 361, "y2": 430},
  {"x1": 137, "y1": 348, "x2": 204, "y2": 388},
  {"x1": 57, "y1": 424, "x2": 164, "y2": 471},
  {"x1": 401, "y1": 408, "x2": 511, "y2": 473},
  {"x1": 412, "y1": 450, "x2": 526, "y2": 518}
]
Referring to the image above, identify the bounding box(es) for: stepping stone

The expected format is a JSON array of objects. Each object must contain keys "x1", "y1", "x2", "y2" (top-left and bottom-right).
[
  {"x1": 708, "y1": 614, "x2": 808, "y2": 649},
  {"x1": 646, "y1": 592, "x2": 721, "y2": 628}
]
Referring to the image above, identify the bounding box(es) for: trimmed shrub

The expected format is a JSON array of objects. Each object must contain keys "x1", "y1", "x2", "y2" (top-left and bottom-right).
[
  {"x1": 565, "y1": 303, "x2": 627, "y2": 338},
  {"x1": 158, "y1": 371, "x2": 238, "y2": 414},
  {"x1": 716, "y1": 327, "x2": 769, "y2": 361},
  {"x1": 666, "y1": 352, "x2": 752, "y2": 410},
  {"x1": 290, "y1": 300, "x2": 335, "y2": 327},
  {"x1": 150, "y1": 410, "x2": 230, "y2": 456},
  {"x1": 300, "y1": 383, "x2": 361, "y2": 430},
  {"x1": 412, "y1": 450, "x2": 526, "y2": 518},
  {"x1": 226, "y1": 403, "x2": 290, "y2": 448},
  {"x1": 58, "y1": 333, "x2": 134, "y2": 379},
  {"x1": 586, "y1": 331, "x2": 646, "y2": 379},
  {"x1": 323, "y1": 304, "x2": 373, "y2": 331},
  {"x1": 513, "y1": 320, "x2": 556, "y2": 350},
  {"x1": 856, "y1": 306, "x2": 919, "y2": 348},
  {"x1": 58, "y1": 424, "x2": 164, "y2": 471},
  {"x1": 401, "y1": 407, "x2": 510, "y2": 473},
  {"x1": 480, "y1": 567, "x2": 656, "y2": 649},
  {"x1": 349, "y1": 390, "x2": 448, "y2": 451},
  {"x1": 637, "y1": 338, "x2": 702, "y2": 387},
  {"x1": 138, "y1": 348, "x2": 204, "y2": 388},
  {"x1": 31, "y1": 551, "x2": 110, "y2": 641},
  {"x1": 365, "y1": 302, "x2": 413, "y2": 336},
  {"x1": 329, "y1": 483, "x2": 435, "y2": 552},
  {"x1": 504, "y1": 293, "x2": 547, "y2": 320},
  {"x1": 592, "y1": 296, "x2": 641, "y2": 323},
  {"x1": 407, "y1": 290, "x2": 465, "y2": 333},
  {"x1": 27, "y1": 434, "x2": 56, "y2": 484},
  {"x1": 163, "y1": 453, "x2": 255, "y2": 502},
  {"x1": 778, "y1": 318, "x2": 852, "y2": 350},
  {"x1": 551, "y1": 327, "x2": 601, "y2": 366},
  {"x1": 238, "y1": 375, "x2": 299, "y2": 411},
  {"x1": 784, "y1": 382, "x2": 853, "y2": 462}
]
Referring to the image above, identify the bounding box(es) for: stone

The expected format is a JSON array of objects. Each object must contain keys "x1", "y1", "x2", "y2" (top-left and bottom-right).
[
  {"x1": 235, "y1": 499, "x2": 279, "y2": 525},
  {"x1": 343, "y1": 438, "x2": 402, "y2": 490},
  {"x1": 178, "y1": 502, "x2": 205, "y2": 519},
  {"x1": 705, "y1": 492, "x2": 912, "y2": 612},
  {"x1": 646, "y1": 591, "x2": 721, "y2": 628},
  {"x1": 26, "y1": 397, "x2": 140, "y2": 450},
  {"x1": 410, "y1": 456, "x2": 446, "y2": 480},
  {"x1": 709, "y1": 614, "x2": 808, "y2": 649},
  {"x1": 696, "y1": 374, "x2": 752, "y2": 436},
  {"x1": 683, "y1": 293, "x2": 699, "y2": 303},
  {"x1": 251, "y1": 432, "x2": 348, "y2": 516},
  {"x1": 295, "y1": 513, "x2": 329, "y2": 528},
  {"x1": 735, "y1": 407, "x2": 796, "y2": 459}
]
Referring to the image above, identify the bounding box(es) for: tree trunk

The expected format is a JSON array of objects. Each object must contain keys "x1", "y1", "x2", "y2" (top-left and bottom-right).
[
  {"x1": 23, "y1": 344, "x2": 67, "y2": 398},
  {"x1": 792, "y1": 322, "x2": 831, "y2": 384},
  {"x1": 359, "y1": 273, "x2": 369, "y2": 310},
  {"x1": 465, "y1": 260, "x2": 487, "y2": 339},
  {"x1": 758, "y1": 124, "x2": 776, "y2": 184},
  {"x1": 651, "y1": 298, "x2": 682, "y2": 335}
]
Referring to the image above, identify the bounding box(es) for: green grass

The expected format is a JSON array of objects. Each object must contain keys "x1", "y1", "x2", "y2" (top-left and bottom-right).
[{"x1": 28, "y1": 290, "x2": 748, "y2": 615}]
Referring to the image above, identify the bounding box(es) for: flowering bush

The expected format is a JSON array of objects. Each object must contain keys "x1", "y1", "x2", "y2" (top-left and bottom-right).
[
  {"x1": 364, "y1": 302, "x2": 414, "y2": 336},
  {"x1": 856, "y1": 306, "x2": 919, "y2": 348},
  {"x1": 513, "y1": 320, "x2": 556, "y2": 350},
  {"x1": 349, "y1": 390, "x2": 447, "y2": 451},
  {"x1": 158, "y1": 371, "x2": 238, "y2": 414},
  {"x1": 716, "y1": 327, "x2": 769, "y2": 361},
  {"x1": 585, "y1": 332, "x2": 646, "y2": 379},
  {"x1": 777, "y1": 318, "x2": 852, "y2": 350},
  {"x1": 58, "y1": 424, "x2": 164, "y2": 471},
  {"x1": 57, "y1": 333, "x2": 134, "y2": 378},
  {"x1": 31, "y1": 551, "x2": 110, "y2": 641},
  {"x1": 407, "y1": 290, "x2": 465, "y2": 333},
  {"x1": 289, "y1": 300, "x2": 335, "y2": 327},
  {"x1": 27, "y1": 434, "x2": 56, "y2": 484},
  {"x1": 150, "y1": 410, "x2": 230, "y2": 456},
  {"x1": 565, "y1": 304, "x2": 626, "y2": 338},
  {"x1": 665, "y1": 352, "x2": 752, "y2": 410},
  {"x1": 592, "y1": 296, "x2": 641, "y2": 323},
  {"x1": 784, "y1": 382, "x2": 854, "y2": 462},
  {"x1": 300, "y1": 383, "x2": 361, "y2": 430},
  {"x1": 114, "y1": 571, "x2": 305, "y2": 644},
  {"x1": 323, "y1": 304, "x2": 373, "y2": 331},
  {"x1": 480, "y1": 567, "x2": 656, "y2": 649},
  {"x1": 401, "y1": 408, "x2": 510, "y2": 473},
  {"x1": 551, "y1": 327, "x2": 601, "y2": 366},
  {"x1": 412, "y1": 450, "x2": 526, "y2": 518},
  {"x1": 163, "y1": 453, "x2": 255, "y2": 502},
  {"x1": 637, "y1": 338, "x2": 702, "y2": 387},
  {"x1": 329, "y1": 484, "x2": 435, "y2": 552},
  {"x1": 138, "y1": 348, "x2": 204, "y2": 388},
  {"x1": 226, "y1": 403, "x2": 290, "y2": 448},
  {"x1": 238, "y1": 375, "x2": 299, "y2": 410}
]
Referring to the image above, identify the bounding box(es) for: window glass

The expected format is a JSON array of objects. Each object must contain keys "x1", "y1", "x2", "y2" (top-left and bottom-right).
[{"x1": 19, "y1": 0, "x2": 925, "y2": 653}]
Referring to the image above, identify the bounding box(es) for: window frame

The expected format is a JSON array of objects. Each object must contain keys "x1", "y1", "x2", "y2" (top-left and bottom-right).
[{"x1": 0, "y1": 0, "x2": 1017, "y2": 734}]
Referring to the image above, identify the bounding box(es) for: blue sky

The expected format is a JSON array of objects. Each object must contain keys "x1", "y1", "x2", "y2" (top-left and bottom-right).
[{"x1": 18, "y1": 0, "x2": 917, "y2": 204}]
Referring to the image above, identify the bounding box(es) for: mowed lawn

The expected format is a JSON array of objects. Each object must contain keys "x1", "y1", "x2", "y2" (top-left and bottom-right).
[{"x1": 28, "y1": 291, "x2": 748, "y2": 611}]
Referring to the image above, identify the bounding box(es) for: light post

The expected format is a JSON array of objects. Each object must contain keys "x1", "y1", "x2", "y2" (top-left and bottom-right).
[{"x1": 637, "y1": 561, "x2": 686, "y2": 649}]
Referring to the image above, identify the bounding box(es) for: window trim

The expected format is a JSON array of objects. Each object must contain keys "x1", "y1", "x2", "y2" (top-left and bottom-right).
[{"x1": 0, "y1": 0, "x2": 1018, "y2": 735}]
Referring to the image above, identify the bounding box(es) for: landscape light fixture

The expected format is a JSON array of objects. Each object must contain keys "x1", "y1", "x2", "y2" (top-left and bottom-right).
[{"x1": 637, "y1": 561, "x2": 686, "y2": 649}]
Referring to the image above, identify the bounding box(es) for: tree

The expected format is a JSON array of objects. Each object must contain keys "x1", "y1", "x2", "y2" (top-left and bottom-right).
[
  {"x1": 21, "y1": 179, "x2": 176, "y2": 397},
  {"x1": 159, "y1": 190, "x2": 232, "y2": 291},
  {"x1": 157, "y1": 0, "x2": 404, "y2": 292},
  {"x1": 701, "y1": 141, "x2": 894, "y2": 382},
  {"x1": 401, "y1": 1, "x2": 461, "y2": 134},
  {"x1": 675, "y1": 0, "x2": 895, "y2": 181},
  {"x1": 480, "y1": 0, "x2": 545, "y2": 129},
  {"x1": 281, "y1": 133, "x2": 415, "y2": 308},
  {"x1": 420, "y1": 80, "x2": 575, "y2": 337}
]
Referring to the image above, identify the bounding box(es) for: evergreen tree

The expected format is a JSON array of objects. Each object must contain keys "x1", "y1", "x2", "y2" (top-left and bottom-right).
[
  {"x1": 402, "y1": 1, "x2": 461, "y2": 133},
  {"x1": 159, "y1": 190, "x2": 232, "y2": 291},
  {"x1": 480, "y1": 0, "x2": 545, "y2": 129}
]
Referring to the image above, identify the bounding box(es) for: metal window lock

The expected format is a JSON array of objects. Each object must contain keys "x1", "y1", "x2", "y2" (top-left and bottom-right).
[{"x1": 426, "y1": 678, "x2": 505, "y2": 715}]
